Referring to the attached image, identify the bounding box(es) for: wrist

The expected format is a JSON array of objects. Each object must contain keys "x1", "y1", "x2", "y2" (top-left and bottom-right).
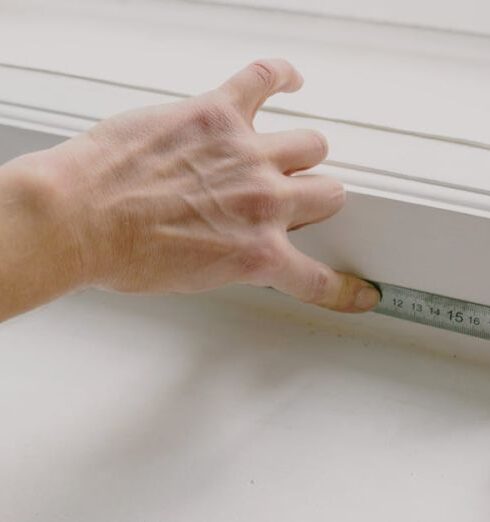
[
  {"x1": 0, "y1": 149, "x2": 88, "y2": 298},
  {"x1": 41, "y1": 134, "x2": 116, "y2": 287}
]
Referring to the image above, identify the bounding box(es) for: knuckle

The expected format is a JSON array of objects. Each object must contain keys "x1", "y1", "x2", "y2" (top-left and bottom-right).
[
  {"x1": 192, "y1": 101, "x2": 237, "y2": 135},
  {"x1": 231, "y1": 140, "x2": 264, "y2": 170},
  {"x1": 303, "y1": 268, "x2": 331, "y2": 304},
  {"x1": 249, "y1": 61, "x2": 276, "y2": 90},
  {"x1": 239, "y1": 182, "x2": 285, "y2": 224},
  {"x1": 237, "y1": 235, "x2": 283, "y2": 277}
]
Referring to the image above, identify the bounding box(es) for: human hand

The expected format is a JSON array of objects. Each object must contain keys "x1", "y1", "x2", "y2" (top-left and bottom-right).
[{"x1": 45, "y1": 59, "x2": 380, "y2": 312}]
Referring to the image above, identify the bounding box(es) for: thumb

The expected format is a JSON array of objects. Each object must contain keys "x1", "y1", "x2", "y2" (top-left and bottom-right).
[{"x1": 271, "y1": 245, "x2": 380, "y2": 313}]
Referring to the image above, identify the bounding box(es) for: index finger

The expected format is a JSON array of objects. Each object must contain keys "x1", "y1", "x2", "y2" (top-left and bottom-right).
[{"x1": 220, "y1": 59, "x2": 304, "y2": 121}]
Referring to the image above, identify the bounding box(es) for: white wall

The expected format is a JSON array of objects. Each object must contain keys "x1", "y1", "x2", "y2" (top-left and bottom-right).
[{"x1": 199, "y1": 0, "x2": 490, "y2": 35}]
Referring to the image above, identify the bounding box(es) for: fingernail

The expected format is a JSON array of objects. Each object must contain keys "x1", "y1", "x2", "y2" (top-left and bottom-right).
[{"x1": 354, "y1": 286, "x2": 381, "y2": 311}]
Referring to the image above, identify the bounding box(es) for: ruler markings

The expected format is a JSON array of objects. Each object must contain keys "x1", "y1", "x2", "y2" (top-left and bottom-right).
[{"x1": 372, "y1": 281, "x2": 490, "y2": 340}]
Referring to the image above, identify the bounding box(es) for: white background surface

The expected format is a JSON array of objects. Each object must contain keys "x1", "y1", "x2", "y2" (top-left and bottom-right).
[
  {"x1": 1, "y1": 0, "x2": 489, "y2": 144},
  {"x1": 2, "y1": 287, "x2": 490, "y2": 522},
  {"x1": 217, "y1": 0, "x2": 490, "y2": 35}
]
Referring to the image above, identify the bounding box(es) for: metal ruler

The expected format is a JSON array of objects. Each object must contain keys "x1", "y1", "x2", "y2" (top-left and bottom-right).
[{"x1": 371, "y1": 282, "x2": 490, "y2": 340}]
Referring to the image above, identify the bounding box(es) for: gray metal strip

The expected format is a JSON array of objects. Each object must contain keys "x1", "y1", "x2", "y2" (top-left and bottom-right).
[{"x1": 372, "y1": 281, "x2": 490, "y2": 340}]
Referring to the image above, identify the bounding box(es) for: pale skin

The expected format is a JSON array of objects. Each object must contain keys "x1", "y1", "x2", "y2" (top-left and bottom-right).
[{"x1": 0, "y1": 59, "x2": 380, "y2": 322}]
